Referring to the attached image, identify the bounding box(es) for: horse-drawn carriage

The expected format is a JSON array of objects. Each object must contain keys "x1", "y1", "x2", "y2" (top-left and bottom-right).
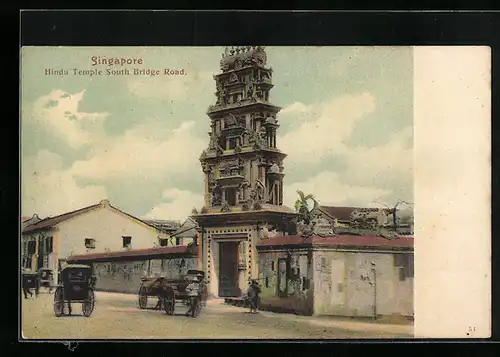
[
  {"x1": 53, "y1": 264, "x2": 96, "y2": 317},
  {"x1": 37, "y1": 268, "x2": 55, "y2": 293},
  {"x1": 22, "y1": 268, "x2": 39, "y2": 298},
  {"x1": 138, "y1": 270, "x2": 208, "y2": 318}
]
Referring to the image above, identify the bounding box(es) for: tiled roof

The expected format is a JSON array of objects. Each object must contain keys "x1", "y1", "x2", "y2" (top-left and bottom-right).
[
  {"x1": 67, "y1": 245, "x2": 195, "y2": 262},
  {"x1": 318, "y1": 206, "x2": 391, "y2": 221},
  {"x1": 256, "y1": 234, "x2": 414, "y2": 250},
  {"x1": 173, "y1": 217, "x2": 199, "y2": 237},
  {"x1": 23, "y1": 203, "x2": 101, "y2": 233},
  {"x1": 142, "y1": 219, "x2": 181, "y2": 232},
  {"x1": 22, "y1": 201, "x2": 161, "y2": 234}
]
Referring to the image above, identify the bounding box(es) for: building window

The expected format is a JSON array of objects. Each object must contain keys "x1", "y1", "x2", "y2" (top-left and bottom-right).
[
  {"x1": 394, "y1": 253, "x2": 414, "y2": 280},
  {"x1": 175, "y1": 237, "x2": 182, "y2": 246},
  {"x1": 159, "y1": 238, "x2": 168, "y2": 247},
  {"x1": 84, "y1": 238, "x2": 96, "y2": 249},
  {"x1": 45, "y1": 236, "x2": 54, "y2": 254},
  {"x1": 27, "y1": 240, "x2": 36, "y2": 255},
  {"x1": 227, "y1": 138, "x2": 236, "y2": 150},
  {"x1": 122, "y1": 236, "x2": 132, "y2": 248},
  {"x1": 302, "y1": 277, "x2": 309, "y2": 291},
  {"x1": 226, "y1": 187, "x2": 237, "y2": 205}
]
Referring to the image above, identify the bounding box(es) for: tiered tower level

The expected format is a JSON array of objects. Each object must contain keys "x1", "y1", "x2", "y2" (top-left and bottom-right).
[{"x1": 199, "y1": 46, "x2": 286, "y2": 212}]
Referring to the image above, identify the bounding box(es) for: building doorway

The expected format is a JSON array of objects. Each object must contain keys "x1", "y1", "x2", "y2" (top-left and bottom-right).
[
  {"x1": 218, "y1": 241, "x2": 240, "y2": 297},
  {"x1": 37, "y1": 237, "x2": 45, "y2": 270},
  {"x1": 277, "y1": 258, "x2": 289, "y2": 297}
]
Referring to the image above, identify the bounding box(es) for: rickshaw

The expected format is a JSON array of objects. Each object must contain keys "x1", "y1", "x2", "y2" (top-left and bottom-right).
[
  {"x1": 162, "y1": 270, "x2": 208, "y2": 318},
  {"x1": 22, "y1": 268, "x2": 39, "y2": 298},
  {"x1": 138, "y1": 275, "x2": 167, "y2": 310},
  {"x1": 37, "y1": 268, "x2": 55, "y2": 293},
  {"x1": 137, "y1": 270, "x2": 208, "y2": 318},
  {"x1": 53, "y1": 264, "x2": 96, "y2": 317}
]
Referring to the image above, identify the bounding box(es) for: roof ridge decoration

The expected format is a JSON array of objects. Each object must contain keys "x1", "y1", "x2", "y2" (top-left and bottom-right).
[{"x1": 220, "y1": 46, "x2": 267, "y2": 73}]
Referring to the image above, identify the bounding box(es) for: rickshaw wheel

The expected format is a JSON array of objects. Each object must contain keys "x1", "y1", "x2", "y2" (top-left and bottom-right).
[
  {"x1": 191, "y1": 297, "x2": 202, "y2": 318},
  {"x1": 53, "y1": 287, "x2": 64, "y2": 317},
  {"x1": 138, "y1": 286, "x2": 147, "y2": 309},
  {"x1": 163, "y1": 295, "x2": 175, "y2": 315},
  {"x1": 82, "y1": 289, "x2": 95, "y2": 317}
]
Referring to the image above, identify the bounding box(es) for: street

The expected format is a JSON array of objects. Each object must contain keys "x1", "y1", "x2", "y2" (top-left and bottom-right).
[{"x1": 21, "y1": 291, "x2": 413, "y2": 339}]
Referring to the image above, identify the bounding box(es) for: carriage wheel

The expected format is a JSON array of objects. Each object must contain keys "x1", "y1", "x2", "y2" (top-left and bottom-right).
[
  {"x1": 138, "y1": 286, "x2": 148, "y2": 309},
  {"x1": 191, "y1": 297, "x2": 202, "y2": 318},
  {"x1": 82, "y1": 289, "x2": 95, "y2": 317},
  {"x1": 53, "y1": 287, "x2": 64, "y2": 317},
  {"x1": 163, "y1": 295, "x2": 175, "y2": 315}
]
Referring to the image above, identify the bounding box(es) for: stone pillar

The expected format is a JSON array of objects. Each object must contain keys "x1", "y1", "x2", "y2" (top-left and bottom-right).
[
  {"x1": 279, "y1": 178, "x2": 283, "y2": 205},
  {"x1": 246, "y1": 113, "x2": 251, "y2": 128},
  {"x1": 252, "y1": 160, "x2": 259, "y2": 183},
  {"x1": 204, "y1": 172, "x2": 210, "y2": 207},
  {"x1": 250, "y1": 228, "x2": 258, "y2": 280}
]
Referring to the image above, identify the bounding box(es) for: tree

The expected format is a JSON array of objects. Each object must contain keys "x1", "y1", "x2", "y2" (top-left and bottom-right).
[
  {"x1": 374, "y1": 199, "x2": 413, "y2": 230},
  {"x1": 294, "y1": 190, "x2": 319, "y2": 225}
]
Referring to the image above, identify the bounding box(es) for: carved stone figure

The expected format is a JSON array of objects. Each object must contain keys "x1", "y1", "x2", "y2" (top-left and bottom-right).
[
  {"x1": 215, "y1": 142, "x2": 224, "y2": 156},
  {"x1": 211, "y1": 183, "x2": 222, "y2": 206},
  {"x1": 220, "y1": 200, "x2": 231, "y2": 212},
  {"x1": 221, "y1": 87, "x2": 228, "y2": 106},
  {"x1": 254, "y1": 181, "x2": 265, "y2": 202},
  {"x1": 269, "y1": 163, "x2": 280, "y2": 174},
  {"x1": 239, "y1": 179, "x2": 251, "y2": 201},
  {"x1": 297, "y1": 221, "x2": 315, "y2": 238},
  {"x1": 225, "y1": 113, "x2": 237, "y2": 127}
]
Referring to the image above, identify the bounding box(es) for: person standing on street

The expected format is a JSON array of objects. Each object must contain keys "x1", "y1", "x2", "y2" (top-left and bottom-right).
[{"x1": 247, "y1": 279, "x2": 261, "y2": 314}]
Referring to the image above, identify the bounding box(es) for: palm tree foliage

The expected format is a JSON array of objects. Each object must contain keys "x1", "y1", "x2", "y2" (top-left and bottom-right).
[{"x1": 294, "y1": 190, "x2": 318, "y2": 225}]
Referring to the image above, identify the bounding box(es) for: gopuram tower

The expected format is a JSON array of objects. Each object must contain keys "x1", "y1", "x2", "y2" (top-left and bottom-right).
[{"x1": 192, "y1": 46, "x2": 297, "y2": 298}]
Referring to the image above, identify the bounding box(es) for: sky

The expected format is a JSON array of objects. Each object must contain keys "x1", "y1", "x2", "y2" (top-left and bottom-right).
[{"x1": 21, "y1": 46, "x2": 414, "y2": 221}]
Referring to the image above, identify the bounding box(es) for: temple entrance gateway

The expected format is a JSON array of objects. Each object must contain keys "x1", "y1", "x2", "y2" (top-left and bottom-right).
[
  {"x1": 218, "y1": 241, "x2": 240, "y2": 297},
  {"x1": 192, "y1": 46, "x2": 298, "y2": 297}
]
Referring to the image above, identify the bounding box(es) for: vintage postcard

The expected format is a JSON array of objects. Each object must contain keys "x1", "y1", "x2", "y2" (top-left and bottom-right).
[{"x1": 20, "y1": 46, "x2": 490, "y2": 340}]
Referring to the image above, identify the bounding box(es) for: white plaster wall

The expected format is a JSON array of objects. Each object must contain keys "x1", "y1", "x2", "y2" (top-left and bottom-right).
[
  {"x1": 93, "y1": 260, "x2": 147, "y2": 293},
  {"x1": 57, "y1": 206, "x2": 161, "y2": 259},
  {"x1": 313, "y1": 250, "x2": 414, "y2": 318}
]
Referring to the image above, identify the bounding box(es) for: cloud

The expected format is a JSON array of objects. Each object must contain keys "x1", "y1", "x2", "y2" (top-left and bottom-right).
[
  {"x1": 283, "y1": 170, "x2": 391, "y2": 209},
  {"x1": 22, "y1": 89, "x2": 207, "y2": 220},
  {"x1": 24, "y1": 90, "x2": 109, "y2": 150},
  {"x1": 278, "y1": 93, "x2": 376, "y2": 164},
  {"x1": 70, "y1": 119, "x2": 205, "y2": 181},
  {"x1": 278, "y1": 93, "x2": 413, "y2": 208},
  {"x1": 143, "y1": 188, "x2": 204, "y2": 221},
  {"x1": 127, "y1": 70, "x2": 213, "y2": 102},
  {"x1": 280, "y1": 101, "x2": 311, "y2": 115},
  {"x1": 342, "y1": 126, "x2": 413, "y2": 189},
  {"x1": 22, "y1": 150, "x2": 107, "y2": 217}
]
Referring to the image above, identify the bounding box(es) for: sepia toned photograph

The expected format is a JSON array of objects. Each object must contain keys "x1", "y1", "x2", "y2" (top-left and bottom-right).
[{"x1": 19, "y1": 44, "x2": 489, "y2": 340}]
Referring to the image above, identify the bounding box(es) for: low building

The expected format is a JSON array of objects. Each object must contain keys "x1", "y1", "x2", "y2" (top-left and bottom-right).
[
  {"x1": 67, "y1": 244, "x2": 198, "y2": 294},
  {"x1": 21, "y1": 199, "x2": 173, "y2": 282},
  {"x1": 256, "y1": 234, "x2": 414, "y2": 319},
  {"x1": 21, "y1": 214, "x2": 42, "y2": 269},
  {"x1": 142, "y1": 219, "x2": 181, "y2": 238},
  {"x1": 171, "y1": 217, "x2": 200, "y2": 246}
]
